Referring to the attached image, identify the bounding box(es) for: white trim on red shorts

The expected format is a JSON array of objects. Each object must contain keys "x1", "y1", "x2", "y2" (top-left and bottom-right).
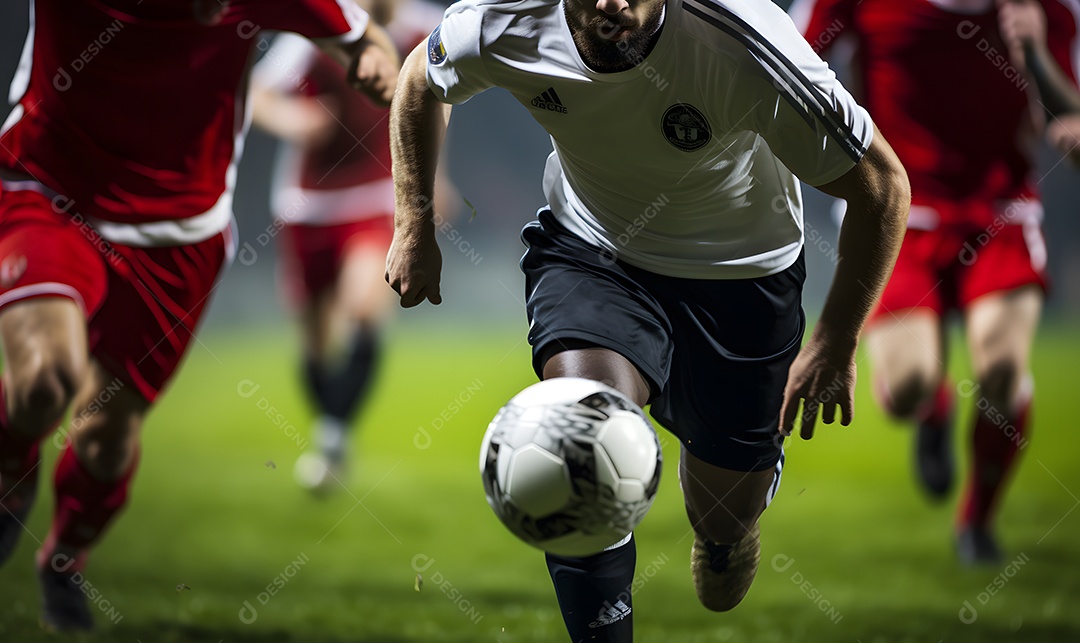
[
  {"x1": 2, "y1": 173, "x2": 233, "y2": 249},
  {"x1": 1022, "y1": 219, "x2": 1048, "y2": 272},
  {"x1": 272, "y1": 176, "x2": 395, "y2": 226},
  {"x1": 0, "y1": 282, "x2": 86, "y2": 315},
  {"x1": 87, "y1": 195, "x2": 233, "y2": 247},
  {"x1": 1, "y1": 3, "x2": 33, "y2": 138}
]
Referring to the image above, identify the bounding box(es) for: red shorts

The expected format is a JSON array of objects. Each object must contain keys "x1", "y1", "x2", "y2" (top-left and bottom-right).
[
  {"x1": 870, "y1": 222, "x2": 1048, "y2": 324},
  {"x1": 278, "y1": 216, "x2": 393, "y2": 304},
  {"x1": 0, "y1": 188, "x2": 230, "y2": 403}
]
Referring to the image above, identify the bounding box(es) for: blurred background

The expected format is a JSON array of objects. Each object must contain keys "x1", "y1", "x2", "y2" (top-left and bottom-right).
[{"x1": 1, "y1": 2, "x2": 1079, "y2": 642}]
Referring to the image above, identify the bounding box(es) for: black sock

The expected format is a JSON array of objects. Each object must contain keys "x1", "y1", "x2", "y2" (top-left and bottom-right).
[
  {"x1": 303, "y1": 327, "x2": 380, "y2": 423},
  {"x1": 545, "y1": 535, "x2": 636, "y2": 643}
]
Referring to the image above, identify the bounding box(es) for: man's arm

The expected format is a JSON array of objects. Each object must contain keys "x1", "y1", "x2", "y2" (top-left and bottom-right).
[
  {"x1": 779, "y1": 125, "x2": 910, "y2": 438},
  {"x1": 318, "y1": 22, "x2": 400, "y2": 106},
  {"x1": 385, "y1": 42, "x2": 453, "y2": 307},
  {"x1": 249, "y1": 83, "x2": 337, "y2": 147},
  {"x1": 997, "y1": 0, "x2": 1080, "y2": 163},
  {"x1": 998, "y1": 0, "x2": 1080, "y2": 115}
]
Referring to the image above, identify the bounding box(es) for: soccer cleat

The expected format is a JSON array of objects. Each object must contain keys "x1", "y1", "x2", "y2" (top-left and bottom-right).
[
  {"x1": 690, "y1": 522, "x2": 761, "y2": 612},
  {"x1": 293, "y1": 452, "x2": 345, "y2": 495},
  {"x1": 915, "y1": 417, "x2": 954, "y2": 500},
  {"x1": 957, "y1": 525, "x2": 1003, "y2": 565},
  {"x1": 294, "y1": 418, "x2": 350, "y2": 495},
  {"x1": 38, "y1": 562, "x2": 94, "y2": 632},
  {"x1": 0, "y1": 463, "x2": 40, "y2": 566}
]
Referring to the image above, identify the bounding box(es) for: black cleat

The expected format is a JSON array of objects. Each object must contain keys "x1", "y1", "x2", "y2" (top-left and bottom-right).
[
  {"x1": 957, "y1": 525, "x2": 1003, "y2": 566},
  {"x1": 915, "y1": 417, "x2": 954, "y2": 500},
  {"x1": 0, "y1": 466, "x2": 39, "y2": 566},
  {"x1": 38, "y1": 563, "x2": 95, "y2": 633}
]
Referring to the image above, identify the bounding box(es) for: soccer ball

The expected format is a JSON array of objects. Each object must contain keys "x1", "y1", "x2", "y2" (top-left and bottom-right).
[{"x1": 479, "y1": 378, "x2": 662, "y2": 557}]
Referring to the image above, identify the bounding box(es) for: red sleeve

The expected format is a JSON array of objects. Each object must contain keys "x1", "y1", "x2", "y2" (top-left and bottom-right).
[
  {"x1": 789, "y1": 0, "x2": 858, "y2": 56},
  {"x1": 1044, "y1": 0, "x2": 1080, "y2": 85},
  {"x1": 231, "y1": 0, "x2": 370, "y2": 43}
]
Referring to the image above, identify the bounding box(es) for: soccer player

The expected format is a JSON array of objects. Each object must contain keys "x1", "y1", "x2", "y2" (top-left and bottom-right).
[
  {"x1": 386, "y1": 0, "x2": 910, "y2": 639},
  {"x1": 249, "y1": 0, "x2": 448, "y2": 493},
  {"x1": 0, "y1": 0, "x2": 397, "y2": 631},
  {"x1": 794, "y1": 0, "x2": 1080, "y2": 563}
]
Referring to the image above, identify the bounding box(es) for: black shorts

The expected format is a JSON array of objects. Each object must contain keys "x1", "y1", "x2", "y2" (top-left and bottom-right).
[{"x1": 520, "y1": 210, "x2": 805, "y2": 472}]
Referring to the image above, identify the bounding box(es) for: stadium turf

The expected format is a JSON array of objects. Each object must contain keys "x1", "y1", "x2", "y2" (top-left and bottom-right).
[{"x1": 1, "y1": 320, "x2": 1078, "y2": 642}]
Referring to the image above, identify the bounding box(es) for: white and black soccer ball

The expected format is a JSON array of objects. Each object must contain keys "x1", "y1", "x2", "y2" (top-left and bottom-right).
[{"x1": 479, "y1": 378, "x2": 662, "y2": 557}]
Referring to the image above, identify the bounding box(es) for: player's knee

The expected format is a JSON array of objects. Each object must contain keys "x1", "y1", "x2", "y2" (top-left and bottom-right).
[
  {"x1": 976, "y1": 359, "x2": 1020, "y2": 413},
  {"x1": 71, "y1": 427, "x2": 138, "y2": 481},
  {"x1": 876, "y1": 371, "x2": 936, "y2": 420},
  {"x1": 7, "y1": 359, "x2": 82, "y2": 438}
]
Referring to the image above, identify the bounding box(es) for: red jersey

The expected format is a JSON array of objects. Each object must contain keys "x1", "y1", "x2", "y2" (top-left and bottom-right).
[
  {"x1": 0, "y1": 0, "x2": 368, "y2": 240},
  {"x1": 252, "y1": 0, "x2": 443, "y2": 225},
  {"x1": 794, "y1": 0, "x2": 1080, "y2": 228}
]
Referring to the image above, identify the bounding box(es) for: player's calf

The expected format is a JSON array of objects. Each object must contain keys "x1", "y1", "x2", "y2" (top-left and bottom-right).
[{"x1": 681, "y1": 452, "x2": 776, "y2": 612}]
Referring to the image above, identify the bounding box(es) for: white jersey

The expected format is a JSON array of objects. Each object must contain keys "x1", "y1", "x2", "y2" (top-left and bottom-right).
[{"x1": 426, "y1": 0, "x2": 874, "y2": 278}]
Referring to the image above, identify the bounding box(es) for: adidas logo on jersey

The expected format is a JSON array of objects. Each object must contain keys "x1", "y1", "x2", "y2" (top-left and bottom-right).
[
  {"x1": 531, "y1": 87, "x2": 567, "y2": 114},
  {"x1": 588, "y1": 600, "x2": 631, "y2": 628}
]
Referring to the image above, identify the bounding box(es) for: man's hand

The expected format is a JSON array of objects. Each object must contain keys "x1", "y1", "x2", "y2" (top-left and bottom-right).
[
  {"x1": 779, "y1": 331, "x2": 856, "y2": 439},
  {"x1": 776, "y1": 126, "x2": 908, "y2": 441},
  {"x1": 349, "y1": 36, "x2": 397, "y2": 106},
  {"x1": 997, "y1": 0, "x2": 1048, "y2": 68},
  {"x1": 319, "y1": 22, "x2": 400, "y2": 107},
  {"x1": 1047, "y1": 113, "x2": 1080, "y2": 164},
  {"x1": 385, "y1": 223, "x2": 443, "y2": 307}
]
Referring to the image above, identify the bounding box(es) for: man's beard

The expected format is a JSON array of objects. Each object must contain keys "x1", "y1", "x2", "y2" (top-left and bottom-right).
[{"x1": 565, "y1": 3, "x2": 664, "y2": 73}]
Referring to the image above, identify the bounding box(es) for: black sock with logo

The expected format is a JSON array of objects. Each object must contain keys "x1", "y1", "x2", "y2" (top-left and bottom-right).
[
  {"x1": 545, "y1": 534, "x2": 635, "y2": 643},
  {"x1": 303, "y1": 328, "x2": 380, "y2": 423}
]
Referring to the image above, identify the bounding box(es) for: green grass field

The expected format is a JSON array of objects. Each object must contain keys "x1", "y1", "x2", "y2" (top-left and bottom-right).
[{"x1": 1, "y1": 320, "x2": 1078, "y2": 642}]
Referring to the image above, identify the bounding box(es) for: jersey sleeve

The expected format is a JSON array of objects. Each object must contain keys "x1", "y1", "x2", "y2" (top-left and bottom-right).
[
  {"x1": 250, "y1": 33, "x2": 319, "y2": 95},
  {"x1": 238, "y1": 0, "x2": 370, "y2": 44},
  {"x1": 788, "y1": 0, "x2": 857, "y2": 56},
  {"x1": 730, "y1": 7, "x2": 873, "y2": 186},
  {"x1": 425, "y1": 2, "x2": 495, "y2": 105},
  {"x1": 1044, "y1": 0, "x2": 1080, "y2": 86}
]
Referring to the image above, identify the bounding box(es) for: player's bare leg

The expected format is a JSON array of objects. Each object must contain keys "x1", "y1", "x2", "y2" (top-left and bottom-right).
[
  {"x1": 295, "y1": 241, "x2": 396, "y2": 492},
  {"x1": 681, "y1": 449, "x2": 776, "y2": 612},
  {"x1": 865, "y1": 310, "x2": 955, "y2": 498},
  {"x1": 37, "y1": 359, "x2": 149, "y2": 632},
  {"x1": 957, "y1": 285, "x2": 1041, "y2": 564},
  {"x1": 0, "y1": 298, "x2": 88, "y2": 565},
  {"x1": 539, "y1": 346, "x2": 647, "y2": 642}
]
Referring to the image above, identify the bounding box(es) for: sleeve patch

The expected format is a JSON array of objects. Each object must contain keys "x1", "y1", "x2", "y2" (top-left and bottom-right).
[{"x1": 428, "y1": 24, "x2": 448, "y2": 65}]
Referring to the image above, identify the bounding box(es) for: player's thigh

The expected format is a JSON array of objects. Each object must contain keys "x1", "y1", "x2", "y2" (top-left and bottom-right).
[
  {"x1": 0, "y1": 188, "x2": 109, "y2": 430},
  {"x1": 521, "y1": 211, "x2": 669, "y2": 407},
  {"x1": 66, "y1": 359, "x2": 149, "y2": 480},
  {"x1": 964, "y1": 285, "x2": 1042, "y2": 407},
  {"x1": 543, "y1": 345, "x2": 650, "y2": 407},
  {"x1": 863, "y1": 310, "x2": 944, "y2": 411},
  {"x1": 0, "y1": 298, "x2": 88, "y2": 395},
  {"x1": 959, "y1": 222, "x2": 1046, "y2": 407},
  {"x1": 335, "y1": 235, "x2": 397, "y2": 325}
]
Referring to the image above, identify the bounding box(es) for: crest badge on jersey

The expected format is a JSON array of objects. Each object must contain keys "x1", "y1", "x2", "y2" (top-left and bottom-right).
[
  {"x1": 428, "y1": 25, "x2": 448, "y2": 65},
  {"x1": 661, "y1": 104, "x2": 711, "y2": 152}
]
